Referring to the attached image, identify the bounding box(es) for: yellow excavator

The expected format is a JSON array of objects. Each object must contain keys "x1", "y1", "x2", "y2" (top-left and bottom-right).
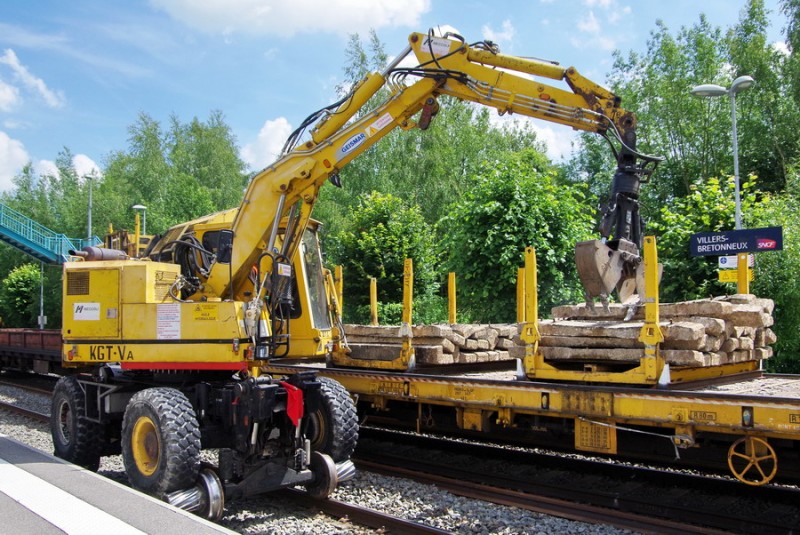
[{"x1": 56, "y1": 29, "x2": 661, "y2": 519}]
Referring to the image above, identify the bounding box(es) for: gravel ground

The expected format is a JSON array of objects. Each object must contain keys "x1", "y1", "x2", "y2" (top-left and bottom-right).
[{"x1": 0, "y1": 383, "x2": 635, "y2": 535}]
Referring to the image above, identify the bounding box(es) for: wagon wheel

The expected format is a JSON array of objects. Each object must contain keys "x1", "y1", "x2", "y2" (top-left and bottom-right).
[{"x1": 727, "y1": 436, "x2": 777, "y2": 486}]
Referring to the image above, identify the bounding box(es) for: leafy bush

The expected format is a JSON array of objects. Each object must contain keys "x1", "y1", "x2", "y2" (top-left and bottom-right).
[
  {"x1": 439, "y1": 149, "x2": 594, "y2": 323},
  {"x1": 750, "y1": 176, "x2": 800, "y2": 371},
  {"x1": 649, "y1": 174, "x2": 766, "y2": 302},
  {"x1": 329, "y1": 192, "x2": 440, "y2": 323},
  {"x1": 0, "y1": 264, "x2": 42, "y2": 328}
]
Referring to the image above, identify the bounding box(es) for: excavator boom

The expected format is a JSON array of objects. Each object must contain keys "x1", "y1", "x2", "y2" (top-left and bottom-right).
[
  {"x1": 142, "y1": 29, "x2": 661, "y2": 361},
  {"x1": 207, "y1": 32, "x2": 657, "y2": 302}
]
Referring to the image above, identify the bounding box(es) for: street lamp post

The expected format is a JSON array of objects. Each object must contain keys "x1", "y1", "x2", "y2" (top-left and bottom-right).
[
  {"x1": 132, "y1": 204, "x2": 147, "y2": 235},
  {"x1": 86, "y1": 175, "x2": 93, "y2": 241},
  {"x1": 690, "y1": 75, "x2": 756, "y2": 230}
]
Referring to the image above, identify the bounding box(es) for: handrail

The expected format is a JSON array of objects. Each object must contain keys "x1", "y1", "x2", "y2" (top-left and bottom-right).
[{"x1": 0, "y1": 203, "x2": 100, "y2": 263}]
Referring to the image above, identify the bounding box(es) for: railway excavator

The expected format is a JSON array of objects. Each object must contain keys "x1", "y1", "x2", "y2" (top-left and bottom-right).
[{"x1": 55, "y1": 29, "x2": 661, "y2": 519}]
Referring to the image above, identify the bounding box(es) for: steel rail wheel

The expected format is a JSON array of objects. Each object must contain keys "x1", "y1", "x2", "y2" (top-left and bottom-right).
[
  {"x1": 727, "y1": 436, "x2": 778, "y2": 486},
  {"x1": 304, "y1": 377, "x2": 358, "y2": 462},
  {"x1": 121, "y1": 387, "x2": 201, "y2": 495},
  {"x1": 304, "y1": 451, "x2": 338, "y2": 499},
  {"x1": 50, "y1": 376, "x2": 102, "y2": 471}
]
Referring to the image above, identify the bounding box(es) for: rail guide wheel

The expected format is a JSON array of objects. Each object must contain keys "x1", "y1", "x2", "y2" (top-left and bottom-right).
[
  {"x1": 727, "y1": 436, "x2": 778, "y2": 486},
  {"x1": 304, "y1": 451, "x2": 338, "y2": 499}
]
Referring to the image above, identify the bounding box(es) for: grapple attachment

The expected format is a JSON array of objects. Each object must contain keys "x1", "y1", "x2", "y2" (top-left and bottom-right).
[{"x1": 575, "y1": 238, "x2": 641, "y2": 307}]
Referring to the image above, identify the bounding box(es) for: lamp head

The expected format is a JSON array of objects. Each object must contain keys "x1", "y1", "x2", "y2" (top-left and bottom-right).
[
  {"x1": 731, "y1": 75, "x2": 755, "y2": 94},
  {"x1": 691, "y1": 83, "x2": 727, "y2": 97}
]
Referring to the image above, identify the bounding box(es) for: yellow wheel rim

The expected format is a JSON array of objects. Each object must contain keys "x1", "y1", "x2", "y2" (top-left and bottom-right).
[{"x1": 131, "y1": 416, "x2": 160, "y2": 476}]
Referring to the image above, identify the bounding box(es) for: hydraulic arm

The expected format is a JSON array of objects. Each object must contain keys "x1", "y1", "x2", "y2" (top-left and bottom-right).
[{"x1": 148, "y1": 29, "x2": 662, "y2": 361}]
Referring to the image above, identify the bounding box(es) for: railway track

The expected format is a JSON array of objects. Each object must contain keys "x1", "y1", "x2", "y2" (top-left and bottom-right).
[
  {"x1": 5, "y1": 373, "x2": 800, "y2": 533},
  {"x1": 0, "y1": 399, "x2": 48, "y2": 422},
  {"x1": 0, "y1": 391, "x2": 456, "y2": 534},
  {"x1": 356, "y1": 427, "x2": 800, "y2": 534}
]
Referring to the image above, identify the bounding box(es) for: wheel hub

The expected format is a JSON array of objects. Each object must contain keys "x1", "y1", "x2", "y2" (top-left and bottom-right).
[{"x1": 131, "y1": 416, "x2": 160, "y2": 476}]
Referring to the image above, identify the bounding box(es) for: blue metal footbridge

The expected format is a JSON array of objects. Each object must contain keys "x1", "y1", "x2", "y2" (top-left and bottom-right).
[{"x1": 0, "y1": 203, "x2": 100, "y2": 264}]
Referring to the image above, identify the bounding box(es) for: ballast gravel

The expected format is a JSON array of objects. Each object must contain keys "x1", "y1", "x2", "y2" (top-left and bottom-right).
[{"x1": 0, "y1": 384, "x2": 634, "y2": 534}]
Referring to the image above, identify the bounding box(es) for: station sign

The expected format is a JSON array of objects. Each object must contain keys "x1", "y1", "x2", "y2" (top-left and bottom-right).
[
  {"x1": 718, "y1": 269, "x2": 753, "y2": 283},
  {"x1": 718, "y1": 255, "x2": 754, "y2": 269},
  {"x1": 689, "y1": 226, "x2": 783, "y2": 257}
]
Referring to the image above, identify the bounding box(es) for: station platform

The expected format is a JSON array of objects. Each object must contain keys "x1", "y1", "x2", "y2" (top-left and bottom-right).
[{"x1": 0, "y1": 434, "x2": 234, "y2": 534}]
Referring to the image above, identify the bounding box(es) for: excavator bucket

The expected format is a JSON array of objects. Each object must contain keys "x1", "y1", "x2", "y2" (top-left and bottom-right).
[{"x1": 575, "y1": 239, "x2": 640, "y2": 304}]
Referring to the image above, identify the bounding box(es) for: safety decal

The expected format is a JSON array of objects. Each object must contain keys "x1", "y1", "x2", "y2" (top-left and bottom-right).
[
  {"x1": 157, "y1": 303, "x2": 181, "y2": 340},
  {"x1": 365, "y1": 113, "x2": 393, "y2": 137}
]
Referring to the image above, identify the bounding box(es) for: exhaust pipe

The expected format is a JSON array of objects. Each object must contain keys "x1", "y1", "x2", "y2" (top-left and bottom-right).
[{"x1": 69, "y1": 246, "x2": 129, "y2": 261}]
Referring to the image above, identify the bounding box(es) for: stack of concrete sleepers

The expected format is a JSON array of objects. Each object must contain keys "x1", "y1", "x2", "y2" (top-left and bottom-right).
[
  {"x1": 343, "y1": 323, "x2": 519, "y2": 365},
  {"x1": 542, "y1": 294, "x2": 775, "y2": 367}
]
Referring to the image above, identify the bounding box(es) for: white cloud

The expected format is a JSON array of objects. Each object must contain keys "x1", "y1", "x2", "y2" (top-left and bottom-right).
[
  {"x1": 584, "y1": 0, "x2": 612, "y2": 7},
  {"x1": 25, "y1": 155, "x2": 100, "y2": 183},
  {"x1": 578, "y1": 12, "x2": 601, "y2": 34},
  {"x1": 0, "y1": 131, "x2": 29, "y2": 191},
  {"x1": 606, "y1": 5, "x2": 630, "y2": 24},
  {"x1": 33, "y1": 159, "x2": 58, "y2": 178},
  {"x1": 242, "y1": 117, "x2": 293, "y2": 170},
  {"x1": 571, "y1": 10, "x2": 617, "y2": 52},
  {"x1": 0, "y1": 79, "x2": 21, "y2": 112},
  {"x1": 533, "y1": 124, "x2": 578, "y2": 161},
  {"x1": 482, "y1": 20, "x2": 515, "y2": 44},
  {"x1": 773, "y1": 41, "x2": 790, "y2": 56},
  {"x1": 0, "y1": 49, "x2": 66, "y2": 108},
  {"x1": 73, "y1": 154, "x2": 102, "y2": 178},
  {"x1": 150, "y1": 0, "x2": 431, "y2": 37}
]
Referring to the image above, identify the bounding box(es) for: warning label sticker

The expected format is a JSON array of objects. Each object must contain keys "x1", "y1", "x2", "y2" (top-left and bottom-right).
[
  {"x1": 365, "y1": 113, "x2": 393, "y2": 137},
  {"x1": 192, "y1": 303, "x2": 218, "y2": 321},
  {"x1": 157, "y1": 303, "x2": 181, "y2": 339}
]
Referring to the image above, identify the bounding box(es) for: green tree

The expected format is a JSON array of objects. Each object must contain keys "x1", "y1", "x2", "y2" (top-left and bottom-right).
[
  {"x1": 751, "y1": 172, "x2": 800, "y2": 371},
  {"x1": 0, "y1": 264, "x2": 41, "y2": 327},
  {"x1": 440, "y1": 150, "x2": 594, "y2": 323},
  {"x1": 103, "y1": 111, "x2": 248, "y2": 234},
  {"x1": 649, "y1": 174, "x2": 767, "y2": 302},
  {"x1": 314, "y1": 32, "x2": 540, "y2": 243},
  {"x1": 783, "y1": 0, "x2": 800, "y2": 103},
  {"x1": 330, "y1": 192, "x2": 440, "y2": 324},
  {"x1": 604, "y1": 16, "x2": 729, "y2": 203}
]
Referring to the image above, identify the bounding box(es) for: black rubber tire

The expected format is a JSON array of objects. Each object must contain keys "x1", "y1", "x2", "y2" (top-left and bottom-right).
[
  {"x1": 121, "y1": 387, "x2": 201, "y2": 495},
  {"x1": 51, "y1": 376, "x2": 103, "y2": 471},
  {"x1": 305, "y1": 377, "x2": 358, "y2": 462}
]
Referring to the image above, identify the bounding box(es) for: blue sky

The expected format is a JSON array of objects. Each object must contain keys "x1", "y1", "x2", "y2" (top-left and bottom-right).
[{"x1": 0, "y1": 0, "x2": 786, "y2": 191}]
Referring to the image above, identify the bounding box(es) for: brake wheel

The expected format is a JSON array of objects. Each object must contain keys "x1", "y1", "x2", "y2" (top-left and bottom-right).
[{"x1": 727, "y1": 436, "x2": 777, "y2": 486}]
